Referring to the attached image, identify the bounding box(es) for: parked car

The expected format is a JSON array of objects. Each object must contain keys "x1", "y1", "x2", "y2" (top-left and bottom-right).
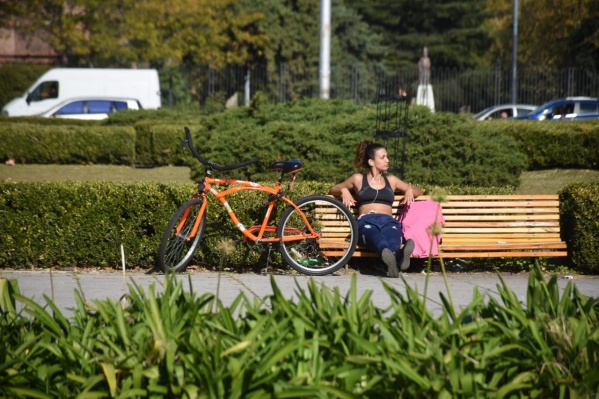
[
  {"x1": 39, "y1": 98, "x2": 141, "y2": 120},
  {"x1": 1, "y1": 68, "x2": 160, "y2": 117},
  {"x1": 472, "y1": 104, "x2": 537, "y2": 120},
  {"x1": 515, "y1": 97, "x2": 599, "y2": 121}
]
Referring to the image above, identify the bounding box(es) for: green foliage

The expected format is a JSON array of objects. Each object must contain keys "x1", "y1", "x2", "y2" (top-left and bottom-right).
[
  {"x1": 0, "y1": 64, "x2": 51, "y2": 109},
  {"x1": 0, "y1": 181, "x2": 191, "y2": 269},
  {"x1": 0, "y1": 180, "x2": 518, "y2": 271},
  {"x1": 0, "y1": 0, "x2": 265, "y2": 68},
  {"x1": 498, "y1": 120, "x2": 599, "y2": 170},
  {"x1": 346, "y1": 0, "x2": 492, "y2": 69},
  {"x1": 560, "y1": 182, "x2": 599, "y2": 273},
  {"x1": 0, "y1": 124, "x2": 136, "y2": 165},
  {"x1": 239, "y1": 0, "x2": 388, "y2": 99},
  {"x1": 0, "y1": 278, "x2": 20, "y2": 316},
  {"x1": 185, "y1": 99, "x2": 527, "y2": 187},
  {"x1": 407, "y1": 108, "x2": 527, "y2": 187},
  {"x1": 130, "y1": 122, "x2": 196, "y2": 167},
  {"x1": 484, "y1": 0, "x2": 599, "y2": 69},
  {"x1": 1, "y1": 269, "x2": 598, "y2": 397}
]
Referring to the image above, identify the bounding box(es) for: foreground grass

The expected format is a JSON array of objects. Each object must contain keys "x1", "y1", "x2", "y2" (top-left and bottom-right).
[
  {"x1": 1, "y1": 164, "x2": 598, "y2": 194},
  {"x1": 1, "y1": 268, "x2": 598, "y2": 398}
]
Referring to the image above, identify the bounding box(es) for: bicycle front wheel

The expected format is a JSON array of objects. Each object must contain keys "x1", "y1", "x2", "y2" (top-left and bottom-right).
[
  {"x1": 158, "y1": 199, "x2": 207, "y2": 273},
  {"x1": 277, "y1": 195, "x2": 358, "y2": 276}
]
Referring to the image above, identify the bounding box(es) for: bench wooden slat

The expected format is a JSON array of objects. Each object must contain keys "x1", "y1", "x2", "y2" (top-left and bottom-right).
[
  {"x1": 441, "y1": 208, "x2": 559, "y2": 214},
  {"x1": 443, "y1": 228, "x2": 561, "y2": 234},
  {"x1": 344, "y1": 250, "x2": 569, "y2": 258},
  {"x1": 441, "y1": 200, "x2": 559, "y2": 206},
  {"x1": 444, "y1": 215, "x2": 560, "y2": 221},
  {"x1": 442, "y1": 237, "x2": 562, "y2": 243},
  {"x1": 445, "y1": 221, "x2": 559, "y2": 227},
  {"x1": 441, "y1": 242, "x2": 567, "y2": 250},
  {"x1": 437, "y1": 251, "x2": 569, "y2": 258}
]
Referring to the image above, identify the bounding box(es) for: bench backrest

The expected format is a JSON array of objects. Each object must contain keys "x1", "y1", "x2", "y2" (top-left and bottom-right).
[{"x1": 329, "y1": 194, "x2": 567, "y2": 258}]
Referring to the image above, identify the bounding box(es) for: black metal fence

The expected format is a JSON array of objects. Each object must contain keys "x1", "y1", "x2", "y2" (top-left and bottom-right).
[{"x1": 164, "y1": 64, "x2": 599, "y2": 114}]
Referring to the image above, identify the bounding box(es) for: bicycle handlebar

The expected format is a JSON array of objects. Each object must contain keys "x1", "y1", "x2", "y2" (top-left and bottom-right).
[{"x1": 184, "y1": 127, "x2": 259, "y2": 172}]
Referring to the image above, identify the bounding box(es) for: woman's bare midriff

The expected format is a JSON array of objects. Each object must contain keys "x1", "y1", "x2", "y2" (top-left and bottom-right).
[{"x1": 358, "y1": 203, "x2": 393, "y2": 216}]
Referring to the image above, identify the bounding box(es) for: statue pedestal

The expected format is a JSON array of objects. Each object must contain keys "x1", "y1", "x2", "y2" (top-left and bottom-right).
[{"x1": 416, "y1": 84, "x2": 435, "y2": 113}]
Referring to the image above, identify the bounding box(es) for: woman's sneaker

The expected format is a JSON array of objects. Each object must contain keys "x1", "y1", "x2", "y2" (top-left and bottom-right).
[
  {"x1": 381, "y1": 248, "x2": 399, "y2": 278},
  {"x1": 397, "y1": 239, "x2": 415, "y2": 271}
]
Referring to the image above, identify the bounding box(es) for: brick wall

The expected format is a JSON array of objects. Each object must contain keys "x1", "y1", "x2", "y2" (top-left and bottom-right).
[{"x1": 0, "y1": 28, "x2": 59, "y2": 65}]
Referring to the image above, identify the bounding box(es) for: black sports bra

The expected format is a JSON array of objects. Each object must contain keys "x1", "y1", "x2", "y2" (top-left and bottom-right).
[{"x1": 357, "y1": 174, "x2": 394, "y2": 207}]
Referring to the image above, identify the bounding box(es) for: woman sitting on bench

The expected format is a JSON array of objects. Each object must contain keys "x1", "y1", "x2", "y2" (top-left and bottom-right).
[{"x1": 329, "y1": 141, "x2": 423, "y2": 277}]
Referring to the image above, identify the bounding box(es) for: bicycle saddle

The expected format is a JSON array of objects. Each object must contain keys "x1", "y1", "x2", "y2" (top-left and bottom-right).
[{"x1": 269, "y1": 159, "x2": 303, "y2": 174}]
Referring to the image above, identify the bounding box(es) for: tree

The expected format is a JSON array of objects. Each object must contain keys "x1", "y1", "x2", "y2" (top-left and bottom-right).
[
  {"x1": 345, "y1": 0, "x2": 492, "y2": 69},
  {"x1": 237, "y1": 0, "x2": 387, "y2": 99},
  {"x1": 0, "y1": 0, "x2": 266, "y2": 68},
  {"x1": 484, "y1": 0, "x2": 599, "y2": 69}
]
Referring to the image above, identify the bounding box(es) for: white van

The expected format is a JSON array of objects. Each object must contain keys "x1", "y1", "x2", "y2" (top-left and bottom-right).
[{"x1": 1, "y1": 68, "x2": 161, "y2": 117}]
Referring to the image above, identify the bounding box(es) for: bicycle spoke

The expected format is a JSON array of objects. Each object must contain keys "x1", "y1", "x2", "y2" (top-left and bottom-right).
[
  {"x1": 158, "y1": 199, "x2": 206, "y2": 272},
  {"x1": 277, "y1": 195, "x2": 357, "y2": 276}
]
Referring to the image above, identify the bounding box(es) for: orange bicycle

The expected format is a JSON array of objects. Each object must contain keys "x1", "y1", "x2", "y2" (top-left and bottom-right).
[{"x1": 158, "y1": 127, "x2": 358, "y2": 276}]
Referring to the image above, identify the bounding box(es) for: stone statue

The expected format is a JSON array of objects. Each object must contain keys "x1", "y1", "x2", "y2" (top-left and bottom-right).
[
  {"x1": 418, "y1": 47, "x2": 431, "y2": 86},
  {"x1": 416, "y1": 47, "x2": 435, "y2": 112}
]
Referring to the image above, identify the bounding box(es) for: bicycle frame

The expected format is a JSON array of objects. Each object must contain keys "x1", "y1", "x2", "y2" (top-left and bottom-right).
[{"x1": 181, "y1": 174, "x2": 322, "y2": 245}]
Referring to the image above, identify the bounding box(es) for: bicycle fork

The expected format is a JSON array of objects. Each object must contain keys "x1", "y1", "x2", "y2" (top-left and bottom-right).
[{"x1": 175, "y1": 197, "x2": 207, "y2": 241}]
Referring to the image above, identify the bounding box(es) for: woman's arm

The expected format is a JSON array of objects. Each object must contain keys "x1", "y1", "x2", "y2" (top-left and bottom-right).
[
  {"x1": 389, "y1": 176, "x2": 423, "y2": 205},
  {"x1": 329, "y1": 174, "x2": 360, "y2": 208}
]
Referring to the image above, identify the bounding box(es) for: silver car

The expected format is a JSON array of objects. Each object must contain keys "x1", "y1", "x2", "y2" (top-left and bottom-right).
[{"x1": 472, "y1": 104, "x2": 537, "y2": 120}]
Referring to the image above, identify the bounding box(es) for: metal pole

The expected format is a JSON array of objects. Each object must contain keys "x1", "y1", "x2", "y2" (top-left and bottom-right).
[
  {"x1": 319, "y1": 0, "x2": 331, "y2": 99},
  {"x1": 244, "y1": 67, "x2": 250, "y2": 106},
  {"x1": 511, "y1": 0, "x2": 518, "y2": 104}
]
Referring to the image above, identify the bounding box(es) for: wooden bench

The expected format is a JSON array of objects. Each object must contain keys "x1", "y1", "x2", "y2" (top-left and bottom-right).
[{"x1": 322, "y1": 194, "x2": 568, "y2": 259}]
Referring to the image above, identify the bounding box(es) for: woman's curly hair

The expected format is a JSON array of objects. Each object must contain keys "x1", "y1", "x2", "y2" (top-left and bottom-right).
[{"x1": 354, "y1": 141, "x2": 385, "y2": 169}]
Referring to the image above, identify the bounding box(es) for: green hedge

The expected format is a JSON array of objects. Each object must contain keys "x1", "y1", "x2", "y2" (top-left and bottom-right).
[
  {"x1": 184, "y1": 100, "x2": 529, "y2": 187},
  {"x1": 1, "y1": 180, "x2": 518, "y2": 271},
  {"x1": 5, "y1": 180, "x2": 598, "y2": 274},
  {"x1": 132, "y1": 121, "x2": 194, "y2": 166},
  {"x1": 498, "y1": 120, "x2": 599, "y2": 169},
  {"x1": 0, "y1": 124, "x2": 136, "y2": 164},
  {"x1": 560, "y1": 182, "x2": 599, "y2": 273}
]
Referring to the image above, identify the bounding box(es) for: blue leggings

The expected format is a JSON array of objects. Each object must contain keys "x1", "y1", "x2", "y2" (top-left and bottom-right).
[{"x1": 357, "y1": 214, "x2": 404, "y2": 256}]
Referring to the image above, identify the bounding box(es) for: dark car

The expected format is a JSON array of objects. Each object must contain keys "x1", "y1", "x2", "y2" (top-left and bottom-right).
[{"x1": 516, "y1": 97, "x2": 599, "y2": 121}]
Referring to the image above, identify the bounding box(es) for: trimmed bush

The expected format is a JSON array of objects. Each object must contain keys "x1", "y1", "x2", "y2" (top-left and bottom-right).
[
  {"x1": 560, "y1": 182, "x2": 599, "y2": 273},
  {"x1": 497, "y1": 119, "x2": 599, "y2": 169},
  {"x1": 0, "y1": 180, "x2": 515, "y2": 271},
  {"x1": 0, "y1": 124, "x2": 136, "y2": 164},
  {"x1": 186, "y1": 99, "x2": 528, "y2": 188}
]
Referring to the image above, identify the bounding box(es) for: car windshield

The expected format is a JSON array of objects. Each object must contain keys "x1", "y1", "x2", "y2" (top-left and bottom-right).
[
  {"x1": 472, "y1": 106, "x2": 495, "y2": 119},
  {"x1": 529, "y1": 101, "x2": 556, "y2": 115}
]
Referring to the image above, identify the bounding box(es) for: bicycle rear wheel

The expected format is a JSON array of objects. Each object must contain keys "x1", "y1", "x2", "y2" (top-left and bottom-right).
[
  {"x1": 277, "y1": 195, "x2": 357, "y2": 276},
  {"x1": 158, "y1": 199, "x2": 206, "y2": 273}
]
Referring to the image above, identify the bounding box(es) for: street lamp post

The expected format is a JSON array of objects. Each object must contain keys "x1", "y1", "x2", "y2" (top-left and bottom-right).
[
  {"x1": 319, "y1": 0, "x2": 331, "y2": 99},
  {"x1": 511, "y1": 0, "x2": 518, "y2": 104}
]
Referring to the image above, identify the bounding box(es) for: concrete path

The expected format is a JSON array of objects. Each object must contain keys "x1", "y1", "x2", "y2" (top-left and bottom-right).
[{"x1": 2, "y1": 269, "x2": 598, "y2": 318}]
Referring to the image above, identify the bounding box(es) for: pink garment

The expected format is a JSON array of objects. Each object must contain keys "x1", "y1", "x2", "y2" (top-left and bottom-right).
[{"x1": 399, "y1": 200, "x2": 445, "y2": 258}]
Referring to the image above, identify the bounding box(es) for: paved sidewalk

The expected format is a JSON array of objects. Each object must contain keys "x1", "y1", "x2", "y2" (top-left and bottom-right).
[{"x1": 2, "y1": 269, "x2": 598, "y2": 318}]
